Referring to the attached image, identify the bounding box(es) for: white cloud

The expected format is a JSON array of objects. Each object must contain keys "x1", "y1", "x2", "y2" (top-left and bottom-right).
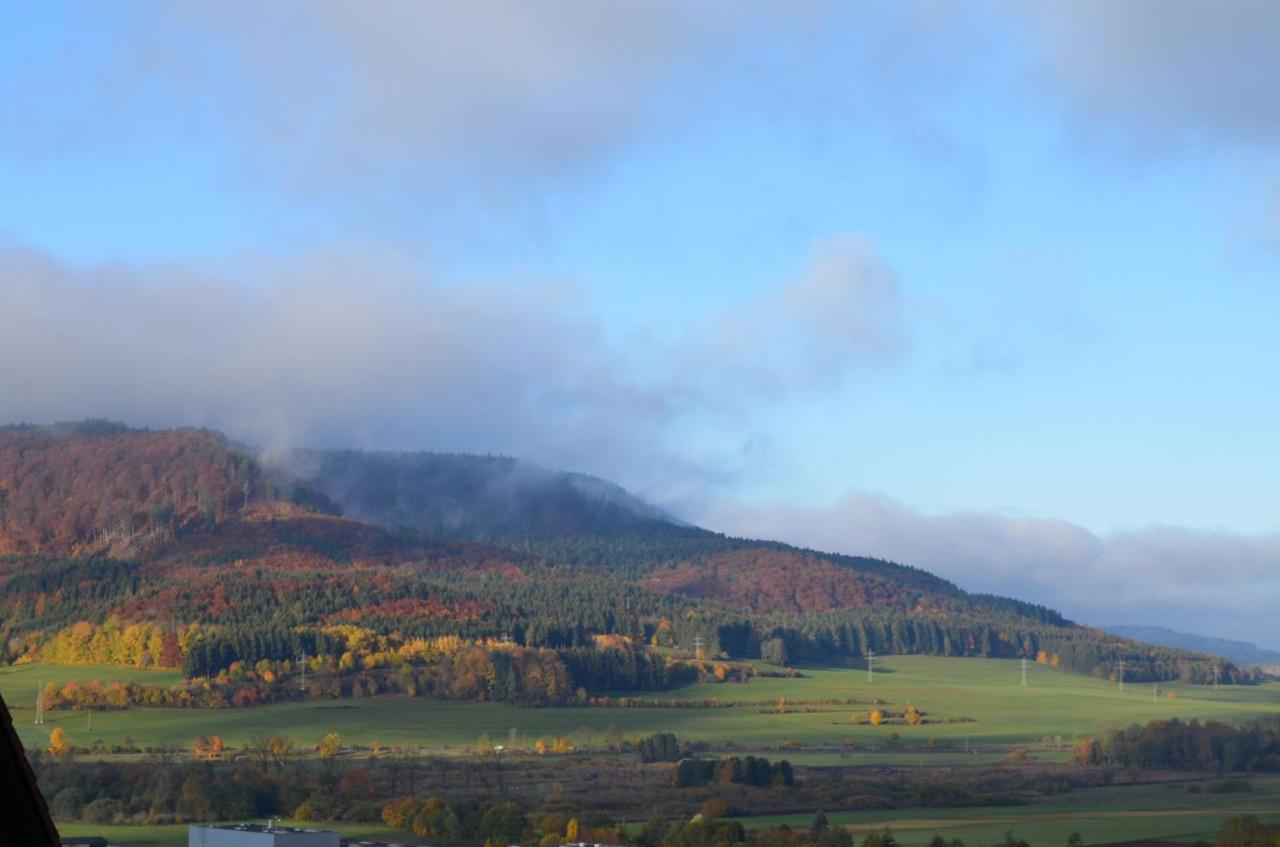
[
  {"x1": 699, "y1": 492, "x2": 1280, "y2": 649},
  {"x1": 678, "y1": 236, "x2": 905, "y2": 398},
  {"x1": 1018, "y1": 0, "x2": 1280, "y2": 150},
  {"x1": 96, "y1": 1, "x2": 816, "y2": 200},
  {"x1": 0, "y1": 234, "x2": 903, "y2": 504}
]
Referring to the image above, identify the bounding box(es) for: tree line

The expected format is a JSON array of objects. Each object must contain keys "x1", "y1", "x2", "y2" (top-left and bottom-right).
[{"x1": 1073, "y1": 716, "x2": 1280, "y2": 773}]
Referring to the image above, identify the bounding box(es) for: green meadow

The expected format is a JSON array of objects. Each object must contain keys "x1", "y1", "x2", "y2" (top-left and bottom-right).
[
  {"x1": 732, "y1": 778, "x2": 1280, "y2": 846},
  {"x1": 55, "y1": 820, "x2": 415, "y2": 847},
  {"x1": 4, "y1": 656, "x2": 1278, "y2": 755},
  {"x1": 54, "y1": 782, "x2": 1280, "y2": 847}
]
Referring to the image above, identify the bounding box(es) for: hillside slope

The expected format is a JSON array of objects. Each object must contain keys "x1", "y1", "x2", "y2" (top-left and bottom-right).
[
  {"x1": 0, "y1": 423, "x2": 1247, "y2": 686},
  {"x1": 266, "y1": 448, "x2": 680, "y2": 539},
  {"x1": 274, "y1": 447, "x2": 974, "y2": 608}
]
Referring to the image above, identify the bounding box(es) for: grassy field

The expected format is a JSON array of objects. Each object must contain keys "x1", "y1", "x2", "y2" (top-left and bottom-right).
[
  {"x1": 732, "y1": 778, "x2": 1280, "y2": 846},
  {"x1": 3, "y1": 656, "x2": 1277, "y2": 756},
  {"x1": 55, "y1": 819, "x2": 419, "y2": 847},
  {"x1": 54, "y1": 783, "x2": 1280, "y2": 847}
]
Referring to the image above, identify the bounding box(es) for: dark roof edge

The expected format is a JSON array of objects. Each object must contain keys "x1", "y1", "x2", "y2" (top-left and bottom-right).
[{"x1": 0, "y1": 689, "x2": 60, "y2": 847}]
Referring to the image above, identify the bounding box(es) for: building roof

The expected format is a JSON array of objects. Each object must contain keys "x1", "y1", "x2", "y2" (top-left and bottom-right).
[
  {"x1": 192, "y1": 824, "x2": 336, "y2": 834},
  {"x1": 0, "y1": 688, "x2": 61, "y2": 847}
]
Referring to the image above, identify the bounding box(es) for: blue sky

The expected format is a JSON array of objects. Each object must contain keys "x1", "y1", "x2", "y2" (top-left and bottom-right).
[{"x1": 2, "y1": 2, "x2": 1278, "y2": 644}]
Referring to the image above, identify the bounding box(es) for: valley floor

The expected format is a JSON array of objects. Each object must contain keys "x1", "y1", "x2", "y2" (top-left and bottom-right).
[
  {"x1": 9, "y1": 656, "x2": 1280, "y2": 847},
  {"x1": 4, "y1": 656, "x2": 1277, "y2": 755},
  {"x1": 52, "y1": 780, "x2": 1280, "y2": 847}
]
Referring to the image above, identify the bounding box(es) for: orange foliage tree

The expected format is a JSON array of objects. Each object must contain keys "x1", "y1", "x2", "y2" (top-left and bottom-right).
[{"x1": 48, "y1": 727, "x2": 71, "y2": 756}]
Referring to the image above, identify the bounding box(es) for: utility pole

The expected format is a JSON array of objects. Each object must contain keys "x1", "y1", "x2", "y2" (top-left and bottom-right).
[
  {"x1": 1021, "y1": 657, "x2": 1028, "y2": 687},
  {"x1": 866, "y1": 649, "x2": 875, "y2": 683},
  {"x1": 1116, "y1": 659, "x2": 1125, "y2": 692},
  {"x1": 87, "y1": 708, "x2": 92, "y2": 733},
  {"x1": 34, "y1": 681, "x2": 44, "y2": 726}
]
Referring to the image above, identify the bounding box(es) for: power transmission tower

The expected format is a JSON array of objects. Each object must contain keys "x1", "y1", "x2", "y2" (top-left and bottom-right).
[
  {"x1": 1116, "y1": 659, "x2": 1125, "y2": 692},
  {"x1": 692, "y1": 635, "x2": 704, "y2": 658},
  {"x1": 1021, "y1": 657, "x2": 1028, "y2": 687},
  {"x1": 34, "y1": 681, "x2": 44, "y2": 726},
  {"x1": 298, "y1": 653, "x2": 307, "y2": 692},
  {"x1": 866, "y1": 649, "x2": 875, "y2": 683}
]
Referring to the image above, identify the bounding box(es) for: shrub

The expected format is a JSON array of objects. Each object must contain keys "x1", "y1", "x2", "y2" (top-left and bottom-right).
[
  {"x1": 49, "y1": 787, "x2": 85, "y2": 819},
  {"x1": 699, "y1": 799, "x2": 729, "y2": 820},
  {"x1": 82, "y1": 797, "x2": 122, "y2": 825}
]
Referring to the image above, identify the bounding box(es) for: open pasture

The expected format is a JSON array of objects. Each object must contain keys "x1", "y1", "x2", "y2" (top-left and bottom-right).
[
  {"x1": 734, "y1": 778, "x2": 1280, "y2": 845},
  {"x1": 54, "y1": 782, "x2": 1280, "y2": 847},
  {"x1": 3, "y1": 656, "x2": 1276, "y2": 756}
]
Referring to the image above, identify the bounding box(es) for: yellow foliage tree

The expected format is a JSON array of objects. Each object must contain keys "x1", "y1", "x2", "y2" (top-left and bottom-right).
[
  {"x1": 266, "y1": 735, "x2": 295, "y2": 772},
  {"x1": 534, "y1": 738, "x2": 549, "y2": 755},
  {"x1": 566, "y1": 818, "x2": 580, "y2": 841},
  {"x1": 904, "y1": 705, "x2": 922, "y2": 726},
  {"x1": 869, "y1": 709, "x2": 884, "y2": 726},
  {"x1": 551, "y1": 736, "x2": 572, "y2": 754},
  {"x1": 48, "y1": 726, "x2": 70, "y2": 756},
  {"x1": 318, "y1": 731, "x2": 342, "y2": 760},
  {"x1": 778, "y1": 697, "x2": 788, "y2": 715}
]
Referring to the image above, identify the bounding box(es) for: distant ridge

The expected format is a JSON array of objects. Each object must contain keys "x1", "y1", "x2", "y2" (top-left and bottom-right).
[{"x1": 1104, "y1": 624, "x2": 1280, "y2": 668}]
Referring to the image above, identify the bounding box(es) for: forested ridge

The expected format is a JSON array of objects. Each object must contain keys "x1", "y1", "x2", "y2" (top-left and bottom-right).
[{"x1": 0, "y1": 423, "x2": 1252, "y2": 699}]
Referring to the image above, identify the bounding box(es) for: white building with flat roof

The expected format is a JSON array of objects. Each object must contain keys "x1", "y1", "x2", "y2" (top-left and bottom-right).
[{"x1": 188, "y1": 822, "x2": 339, "y2": 847}]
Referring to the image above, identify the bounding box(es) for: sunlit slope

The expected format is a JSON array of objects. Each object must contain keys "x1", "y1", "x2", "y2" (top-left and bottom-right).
[{"x1": 4, "y1": 656, "x2": 1276, "y2": 753}]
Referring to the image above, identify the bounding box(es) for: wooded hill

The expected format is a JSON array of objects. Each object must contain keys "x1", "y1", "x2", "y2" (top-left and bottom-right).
[{"x1": 0, "y1": 422, "x2": 1250, "y2": 693}]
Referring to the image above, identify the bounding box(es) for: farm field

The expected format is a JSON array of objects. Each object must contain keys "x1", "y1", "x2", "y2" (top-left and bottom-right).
[
  {"x1": 731, "y1": 778, "x2": 1280, "y2": 846},
  {"x1": 54, "y1": 782, "x2": 1280, "y2": 847},
  {"x1": 4, "y1": 656, "x2": 1278, "y2": 756}
]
